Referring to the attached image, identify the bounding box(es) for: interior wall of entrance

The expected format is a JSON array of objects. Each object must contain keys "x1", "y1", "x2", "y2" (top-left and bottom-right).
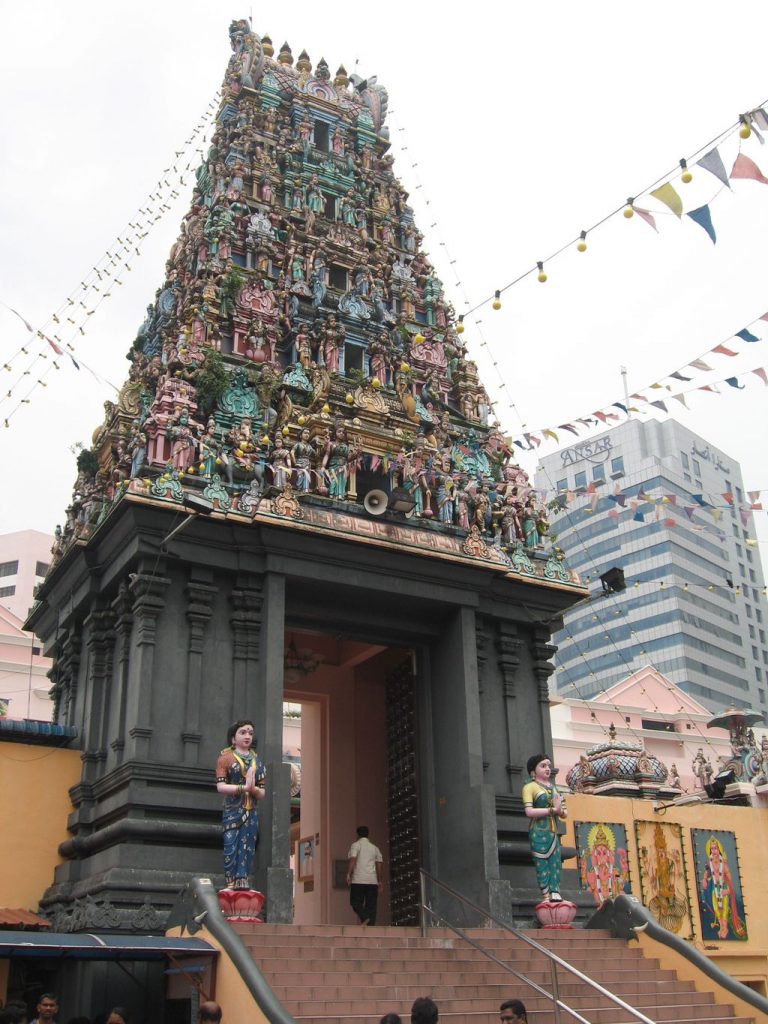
[{"x1": 284, "y1": 635, "x2": 411, "y2": 925}]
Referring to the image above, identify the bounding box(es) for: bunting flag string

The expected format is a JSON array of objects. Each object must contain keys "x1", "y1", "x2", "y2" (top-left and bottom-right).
[
  {"x1": 0, "y1": 92, "x2": 221, "y2": 427},
  {"x1": 503, "y1": 303, "x2": 767, "y2": 450},
  {"x1": 391, "y1": 97, "x2": 768, "y2": 468},
  {"x1": 466, "y1": 99, "x2": 768, "y2": 317}
]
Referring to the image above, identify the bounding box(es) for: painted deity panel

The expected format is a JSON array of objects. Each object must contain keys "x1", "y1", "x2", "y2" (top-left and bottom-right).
[
  {"x1": 691, "y1": 829, "x2": 748, "y2": 941},
  {"x1": 634, "y1": 820, "x2": 693, "y2": 938},
  {"x1": 574, "y1": 821, "x2": 631, "y2": 906}
]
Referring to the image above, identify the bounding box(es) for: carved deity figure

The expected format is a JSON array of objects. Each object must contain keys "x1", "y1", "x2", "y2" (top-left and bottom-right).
[{"x1": 523, "y1": 754, "x2": 567, "y2": 903}]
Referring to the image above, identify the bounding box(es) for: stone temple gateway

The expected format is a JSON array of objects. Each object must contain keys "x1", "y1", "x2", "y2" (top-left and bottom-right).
[{"x1": 28, "y1": 20, "x2": 585, "y2": 933}]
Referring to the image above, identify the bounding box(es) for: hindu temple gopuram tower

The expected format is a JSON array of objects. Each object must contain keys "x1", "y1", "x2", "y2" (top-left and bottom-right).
[{"x1": 28, "y1": 20, "x2": 585, "y2": 932}]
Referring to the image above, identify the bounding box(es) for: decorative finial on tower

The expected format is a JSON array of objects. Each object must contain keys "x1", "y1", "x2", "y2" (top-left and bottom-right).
[
  {"x1": 296, "y1": 50, "x2": 312, "y2": 74},
  {"x1": 334, "y1": 64, "x2": 348, "y2": 88},
  {"x1": 278, "y1": 42, "x2": 293, "y2": 65},
  {"x1": 315, "y1": 57, "x2": 330, "y2": 82},
  {"x1": 261, "y1": 34, "x2": 274, "y2": 58}
]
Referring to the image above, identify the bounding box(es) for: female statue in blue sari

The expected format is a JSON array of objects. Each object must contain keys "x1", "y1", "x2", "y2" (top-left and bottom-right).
[
  {"x1": 216, "y1": 720, "x2": 266, "y2": 889},
  {"x1": 522, "y1": 753, "x2": 567, "y2": 902}
]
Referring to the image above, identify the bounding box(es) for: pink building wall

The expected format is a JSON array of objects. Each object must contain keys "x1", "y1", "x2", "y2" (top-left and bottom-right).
[{"x1": 550, "y1": 665, "x2": 752, "y2": 794}]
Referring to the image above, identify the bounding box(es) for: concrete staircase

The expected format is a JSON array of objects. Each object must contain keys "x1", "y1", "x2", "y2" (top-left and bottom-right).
[{"x1": 231, "y1": 923, "x2": 753, "y2": 1024}]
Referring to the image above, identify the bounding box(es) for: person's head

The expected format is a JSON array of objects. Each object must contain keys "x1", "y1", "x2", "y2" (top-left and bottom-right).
[
  {"x1": 526, "y1": 753, "x2": 552, "y2": 781},
  {"x1": 199, "y1": 1003, "x2": 222, "y2": 1024},
  {"x1": 35, "y1": 997, "x2": 58, "y2": 1023},
  {"x1": 356, "y1": 825, "x2": 370, "y2": 839},
  {"x1": 410, "y1": 998, "x2": 438, "y2": 1024},
  {"x1": 228, "y1": 719, "x2": 255, "y2": 749},
  {"x1": 380, "y1": 1015, "x2": 402, "y2": 1024},
  {"x1": 107, "y1": 1010, "x2": 129, "y2": 1024},
  {"x1": 499, "y1": 1000, "x2": 527, "y2": 1024}
]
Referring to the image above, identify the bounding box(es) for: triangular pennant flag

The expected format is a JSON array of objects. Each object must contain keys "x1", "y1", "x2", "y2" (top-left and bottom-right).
[
  {"x1": 615, "y1": 493, "x2": 626, "y2": 507},
  {"x1": 587, "y1": 482, "x2": 596, "y2": 494},
  {"x1": 45, "y1": 336, "x2": 64, "y2": 356},
  {"x1": 753, "y1": 368, "x2": 768, "y2": 385},
  {"x1": 724, "y1": 377, "x2": 745, "y2": 389},
  {"x1": 692, "y1": 494, "x2": 707, "y2": 506},
  {"x1": 635, "y1": 207, "x2": 658, "y2": 232},
  {"x1": 592, "y1": 411, "x2": 608, "y2": 423},
  {"x1": 740, "y1": 509, "x2": 751, "y2": 526},
  {"x1": 711, "y1": 508, "x2": 722, "y2": 523},
  {"x1": 576, "y1": 418, "x2": 596, "y2": 428},
  {"x1": 672, "y1": 393, "x2": 688, "y2": 408},
  {"x1": 748, "y1": 490, "x2": 761, "y2": 503},
  {"x1": 698, "y1": 384, "x2": 717, "y2": 393},
  {"x1": 69, "y1": 354, "x2": 80, "y2": 370},
  {"x1": 524, "y1": 432, "x2": 541, "y2": 448},
  {"x1": 608, "y1": 509, "x2": 620, "y2": 519},
  {"x1": 665, "y1": 494, "x2": 677, "y2": 506},
  {"x1": 630, "y1": 500, "x2": 638, "y2": 512},
  {"x1": 557, "y1": 423, "x2": 579, "y2": 436},
  {"x1": 736, "y1": 327, "x2": 760, "y2": 342},
  {"x1": 650, "y1": 400, "x2": 668, "y2": 411},
  {"x1": 669, "y1": 371, "x2": 692, "y2": 382},
  {"x1": 688, "y1": 359, "x2": 713, "y2": 371},
  {"x1": 664, "y1": 518, "x2": 676, "y2": 528},
  {"x1": 633, "y1": 511, "x2": 645, "y2": 523},
  {"x1": 605, "y1": 412, "x2": 621, "y2": 422},
  {"x1": 637, "y1": 489, "x2": 648, "y2": 501},
  {"x1": 712, "y1": 344, "x2": 738, "y2": 356},
  {"x1": 687, "y1": 205, "x2": 716, "y2": 243},
  {"x1": 697, "y1": 147, "x2": 731, "y2": 188},
  {"x1": 542, "y1": 428, "x2": 559, "y2": 442},
  {"x1": 683, "y1": 507, "x2": 695, "y2": 520},
  {"x1": 650, "y1": 182, "x2": 683, "y2": 218},
  {"x1": 630, "y1": 392, "x2": 648, "y2": 402},
  {"x1": 513, "y1": 440, "x2": 526, "y2": 450},
  {"x1": 760, "y1": 313, "x2": 768, "y2": 322},
  {"x1": 649, "y1": 383, "x2": 665, "y2": 389},
  {"x1": 731, "y1": 153, "x2": 768, "y2": 186},
  {"x1": 722, "y1": 492, "x2": 734, "y2": 505},
  {"x1": 612, "y1": 402, "x2": 629, "y2": 415}
]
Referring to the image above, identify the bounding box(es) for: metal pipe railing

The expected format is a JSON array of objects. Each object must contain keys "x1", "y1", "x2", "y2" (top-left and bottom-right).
[{"x1": 419, "y1": 869, "x2": 656, "y2": 1024}]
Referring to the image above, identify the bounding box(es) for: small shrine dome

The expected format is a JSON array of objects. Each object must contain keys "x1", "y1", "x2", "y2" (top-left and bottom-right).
[{"x1": 566, "y1": 737, "x2": 679, "y2": 800}]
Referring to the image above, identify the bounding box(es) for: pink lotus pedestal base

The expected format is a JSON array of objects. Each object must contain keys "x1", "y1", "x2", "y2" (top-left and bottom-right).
[
  {"x1": 217, "y1": 888, "x2": 265, "y2": 924},
  {"x1": 535, "y1": 899, "x2": 577, "y2": 929}
]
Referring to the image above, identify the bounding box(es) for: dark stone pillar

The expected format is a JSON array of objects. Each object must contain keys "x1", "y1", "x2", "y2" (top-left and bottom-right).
[
  {"x1": 124, "y1": 564, "x2": 171, "y2": 761},
  {"x1": 183, "y1": 570, "x2": 217, "y2": 764},
  {"x1": 256, "y1": 572, "x2": 293, "y2": 923},
  {"x1": 497, "y1": 620, "x2": 523, "y2": 793},
  {"x1": 110, "y1": 581, "x2": 134, "y2": 766},
  {"x1": 426, "y1": 607, "x2": 499, "y2": 910},
  {"x1": 81, "y1": 603, "x2": 116, "y2": 783}
]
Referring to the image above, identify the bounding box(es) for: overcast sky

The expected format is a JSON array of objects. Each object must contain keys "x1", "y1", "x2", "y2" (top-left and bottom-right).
[{"x1": 0, "y1": 1, "x2": 766, "y2": 569}]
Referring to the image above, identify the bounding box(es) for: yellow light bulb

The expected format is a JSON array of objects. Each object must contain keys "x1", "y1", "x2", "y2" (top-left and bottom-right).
[
  {"x1": 345, "y1": 392, "x2": 354, "y2": 404},
  {"x1": 492, "y1": 289, "x2": 501, "y2": 310},
  {"x1": 740, "y1": 123, "x2": 751, "y2": 139},
  {"x1": 681, "y1": 169, "x2": 692, "y2": 184},
  {"x1": 456, "y1": 321, "x2": 464, "y2": 334},
  {"x1": 577, "y1": 240, "x2": 587, "y2": 252},
  {"x1": 414, "y1": 333, "x2": 425, "y2": 345},
  {"x1": 624, "y1": 206, "x2": 634, "y2": 219},
  {"x1": 282, "y1": 426, "x2": 289, "y2": 435},
  {"x1": 371, "y1": 377, "x2": 381, "y2": 389},
  {"x1": 537, "y1": 270, "x2": 547, "y2": 283},
  {"x1": 262, "y1": 434, "x2": 270, "y2": 444},
  {"x1": 400, "y1": 361, "x2": 410, "y2": 373},
  {"x1": 297, "y1": 415, "x2": 306, "y2": 426},
  {"x1": 322, "y1": 403, "x2": 330, "y2": 414}
]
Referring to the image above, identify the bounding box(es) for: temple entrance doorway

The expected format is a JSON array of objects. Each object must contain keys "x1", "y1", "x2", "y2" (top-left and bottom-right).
[{"x1": 283, "y1": 632, "x2": 420, "y2": 926}]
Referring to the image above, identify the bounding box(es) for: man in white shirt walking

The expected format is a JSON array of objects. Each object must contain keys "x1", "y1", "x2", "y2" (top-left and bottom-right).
[{"x1": 346, "y1": 825, "x2": 383, "y2": 925}]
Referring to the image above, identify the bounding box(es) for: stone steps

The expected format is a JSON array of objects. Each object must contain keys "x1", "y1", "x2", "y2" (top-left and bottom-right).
[{"x1": 230, "y1": 923, "x2": 754, "y2": 1024}]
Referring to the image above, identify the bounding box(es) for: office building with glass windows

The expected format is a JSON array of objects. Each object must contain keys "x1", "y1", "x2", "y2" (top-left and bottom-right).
[{"x1": 534, "y1": 418, "x2": 768, "y2": 716}]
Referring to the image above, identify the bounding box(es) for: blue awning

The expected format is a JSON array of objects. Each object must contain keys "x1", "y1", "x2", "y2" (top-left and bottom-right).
[{"x1": 0, "y1": 931, "x2": 217, "y2": 961}]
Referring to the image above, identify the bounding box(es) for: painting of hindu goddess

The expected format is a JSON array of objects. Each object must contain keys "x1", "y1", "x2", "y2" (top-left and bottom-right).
[
  {"x1": 635, "y1": 820, "x2": 693, "y2": 938},
  {"x1": 691, "y1": 829, "x2": 748, "y2": 941},
  {"x1": 575, "y1": 821, "x2": 631, "y2": 906}
]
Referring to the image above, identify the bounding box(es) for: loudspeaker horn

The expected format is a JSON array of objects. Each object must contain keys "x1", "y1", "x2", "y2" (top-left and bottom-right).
[{"x1": 363, "y1": 489, "x2": 389, "y2": 516}]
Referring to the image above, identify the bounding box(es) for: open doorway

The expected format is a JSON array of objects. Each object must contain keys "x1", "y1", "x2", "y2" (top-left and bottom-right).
[{"x1": 282, "y1": 632, "x2": 420, "y2": 925}]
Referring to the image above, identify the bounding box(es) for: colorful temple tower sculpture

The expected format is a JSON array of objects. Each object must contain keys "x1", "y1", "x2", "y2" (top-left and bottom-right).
[{"x1": 29, "y1": 21, "x2": 585, "y2": 932}]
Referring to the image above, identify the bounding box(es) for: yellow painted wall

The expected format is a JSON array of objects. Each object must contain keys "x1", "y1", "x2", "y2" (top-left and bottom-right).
[
  {"x1": 166, "y1": 925, "x2": 269, "y2": 1023},
  {"x1": 0, "y1": 741, "x2": 80, "y2": 909},
  {"x1": 563, "y1": 793, "x2": 768, "y2": 997}
]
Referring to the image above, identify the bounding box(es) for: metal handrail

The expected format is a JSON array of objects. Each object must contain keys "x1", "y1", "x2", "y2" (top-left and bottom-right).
[{"x1": 419, "y1": 869, "x2": 656, "y2": 1024}]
